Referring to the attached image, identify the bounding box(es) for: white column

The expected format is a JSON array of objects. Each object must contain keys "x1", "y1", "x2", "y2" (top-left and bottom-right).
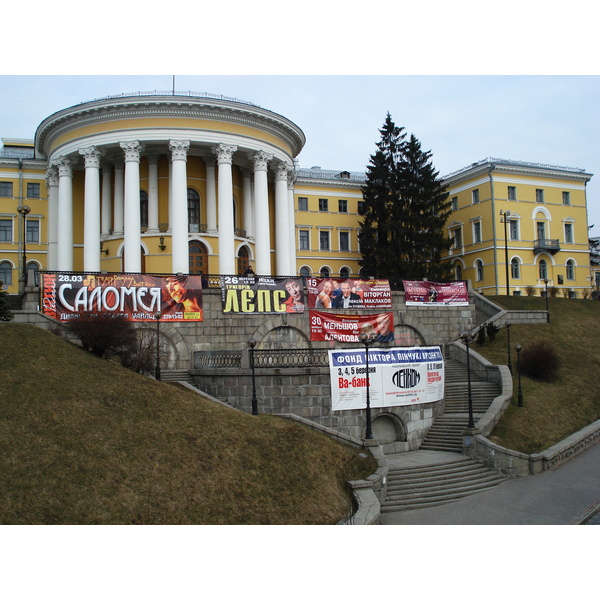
[
  {"x1": 204, "y1": 156, "x2": 217, "y2": 232},
  {"x1": 113, "y1": 158, "x2": 124, "y2": 236},
  {"x1": 56, "y1": 157, "x2": 73, "y2": 272},
  {"x1": 147, "y1": 154, "x2": 160, "y2": 233},
  {"x1": 101, "y1": 162, "x2": 112, "y2": 236},
  {"x1": 213, "y1": 143, "x2": 238, "y2": 275},
  {"x1": 242, "y1": 168, "x2": 254, "y2": 240},
  {"x1": 80, "y1": 146, "x2": 103, "y2": 272},
  {"x1": 252, "y1": 150, "x2": 272, "y2": 275},
  {"x1": 46, "y1": 167, "x2": 59, "y2": 271},
  {"x1": 287, "y1": 170, "x2": 297, "y2": 275},
  {"x1": 169, "y1": 140, "x2": 190, "y2": 274},
  {"x1": 274, "y1": 162, "x2": 291, "y2": 276},
  {"x1": 120, "y1": 141, "x2": 142, "y2": 272}
]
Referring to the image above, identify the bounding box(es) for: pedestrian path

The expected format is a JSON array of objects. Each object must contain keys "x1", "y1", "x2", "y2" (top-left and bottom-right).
[{"x1": 379, "y1": 441, "x2": 600, "y2": 525}]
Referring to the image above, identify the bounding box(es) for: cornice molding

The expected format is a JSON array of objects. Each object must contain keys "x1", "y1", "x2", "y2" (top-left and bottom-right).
[{"x1": 35, "y1": 95, "x2": 306, "y2": 160}]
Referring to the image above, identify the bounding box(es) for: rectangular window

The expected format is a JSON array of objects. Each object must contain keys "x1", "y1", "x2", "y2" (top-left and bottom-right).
[
  {"x1": 357, "y1": 201, "x2": 365, "y2": 214},
  {"x1": 0, "y1": 182, "x2": 13, "y2": 197},
  {"x1": 536, "y1": 189, "x2": 544, "y2": 203},
  {"x1": 509, "y1": 219, "x2": 519, "y2": 241},
  {"x1": 453, "y1": 228, "x2": 462, "y2": 249},
  {"x1": 507, "y1": 186, "x2": 516, "y2": 200},
  {"x1": 564, "y1": 223, "x2": 573, "y2": 243},
  {"x1": 338, "y1": 199, "x2": 348, "y2": 213},
  {"x1": 472, "y1": 189, "x2": 479, "y2": 204},
  {"x1": 0, "y1": 219, "x2": 13, "y2": 242},
  {"x1": 319, "y1": 230, "x2": 330, "y2": 251},
  {"x1": 473, "y1": 221, "x2": 481, "y2": 244},
  {"x1": 451, "y1": 196, "x2": 458, "y2": 211},
  {"x1": 26, "y1": 220, "x2": 39, "y2": 243},
  {"x1": 298, "y1": 197, "x2": 308, "y2": 211},
  {"x1": 562, "y1": 191, "x2": 571, "y2": 205},
  {"x1": 318, "y1": 198, "x2": 328, "y2": 212},
  {"x1": 339, "y1": 231, "x2": 350, "y2": 252},
  {"x1": 27, "y1": 183, "x2": 40, "y2": 198},
  {"x1": 299, "y1": 230, "x2": 310, "y2": 250}
]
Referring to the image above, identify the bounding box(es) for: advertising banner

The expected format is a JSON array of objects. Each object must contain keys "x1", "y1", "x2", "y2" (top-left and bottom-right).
[
  {"x1": 329, "y1": 346, "x2": 444, "y2": 411},
  {"x1": 41, "y1": 272, "x2": 203, "y2": 322},
  {"x1": 306, "y1": 277, "x2": 392, "y2": 310},
  {"x1": 220, "y1": 275, "x2": 305, "y2": 314},
  {"x1": 309, "y1": 310, "x2": 395, "y2": 343},
  {"x1": 403, "y1": 280, "x2": 468, "y2": 306}
]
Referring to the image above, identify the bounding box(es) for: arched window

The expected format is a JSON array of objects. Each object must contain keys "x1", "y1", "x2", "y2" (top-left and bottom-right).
[
  {"x1": 511, "y1": 258, "x2": 520, "y2": 279},
  {"x1": 188, "y1": 189, "x2": 201, "y2": 229},
  {"x1": 455, "y1": 263, "x2": 463, "y2": 280},
  {"x1": 299, "y1": 266, "x2": 311, "y2": 278},
  {"x1": 0, "y1": 260, "x2": 12, "y2": 285},
  {"x1": 189, "y1": 241, "x2": 208, "y2": 275},
  {"x1": 140, "y1": 190, "x2": 148, "y2": 230},
  {"x1": 339, "y1": 267, "x2": 350, "y2": 278},
  {"x1": 237, "y1": 246, "x2": 250, "y2": 275},
  {"x1": 121, "y1": 247, "x2": 146, "y2": 273},
  {"x1": 566, "y1": 259, "x2": 575, "y2": 280},
  {"x1": 320, "y1": 266, "x2": 330, "y2": 277},
  {"x1": 539, "y1": 259, "x2": 548, "y2": 280},
  {"x1": 475, "y1": 259, "x2": 484, "y2": 281},
  {"x1": 26, "y1": 262, "x2": 40, "y2": 286}
]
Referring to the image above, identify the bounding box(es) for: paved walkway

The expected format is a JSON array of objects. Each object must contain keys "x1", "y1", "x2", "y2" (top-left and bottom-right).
[{"x1": 380, "y1": 442, "x2": 600, "y2": 525}]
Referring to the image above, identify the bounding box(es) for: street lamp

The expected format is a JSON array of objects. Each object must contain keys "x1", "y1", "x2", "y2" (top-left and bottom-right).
[
  {"x1": 17, "y1": 205, "x2": 31, "y2": 284},
  {"x1": 505, "y1": 321, "x2": 512, "y2": 374},
  {"x1": 543, "y1": 278, "x2": 550, "y2": 322},
  {"x1": 154, "y1": 311, "x2": 162, "y2": 380},
  {"x1": 515, "y1": 344, "x2": 524, "y2": 407},
  {"x1": 248, "y1": 340, "x2": 258, "y2": 415},
  {"x1": 358, "y1": 331, "x2": 376, "y2": 440},
  {"x1": 500, "y1": 209, "x2": 511, "y2": 296},
  {"x1": 460, "y1": 331, "x2": 475, "y2": 429}
]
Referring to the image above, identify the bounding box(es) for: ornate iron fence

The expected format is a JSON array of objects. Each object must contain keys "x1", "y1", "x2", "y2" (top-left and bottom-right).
[
  {"x1": 194, "y1": 350, "x2": 242, "y2": 369},
  {"x1": 252, "y1": 348, "x2": 329, "y2": 368}
]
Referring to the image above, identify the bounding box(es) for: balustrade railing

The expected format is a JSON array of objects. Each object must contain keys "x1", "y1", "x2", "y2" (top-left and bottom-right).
[
  {"x1": 194, "y1": 350, "x2": 242, "y2": 369},
  {"x1": 252, "y1": 348, "x2": 329, "y2": 368}
]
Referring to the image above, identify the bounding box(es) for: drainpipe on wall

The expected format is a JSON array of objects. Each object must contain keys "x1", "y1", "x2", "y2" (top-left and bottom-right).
[{"x1": 489, "y1": 163, "x2": 499, "y2": 295}]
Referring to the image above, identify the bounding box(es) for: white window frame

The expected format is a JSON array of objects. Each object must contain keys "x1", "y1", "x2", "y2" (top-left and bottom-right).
[
  {"x1": 298, "y1": 229, "x2": 310, "y2": 251},
  {"x1": 339, "y1": 230, "x2": 350, "y2": 252}
]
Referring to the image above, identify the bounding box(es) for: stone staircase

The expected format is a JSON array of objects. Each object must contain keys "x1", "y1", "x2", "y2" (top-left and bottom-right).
[
  {"x1": 419, "y1": 358, "x2": 500, "y2": 453},
  {"x1": 160, "y1": 369, "x2": 195, "y2": 385},
  {"x1": 380, "y1": 456, "x2": 506, "y2": 512}
]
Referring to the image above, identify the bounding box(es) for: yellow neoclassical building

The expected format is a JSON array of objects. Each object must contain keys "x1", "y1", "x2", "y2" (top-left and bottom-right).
[
  {"x1": 443, "y1": 158, "x2": 594, "y2": 297},
  {"x1": 0, "y1": 93, "x2": 596, "y2": 299}
]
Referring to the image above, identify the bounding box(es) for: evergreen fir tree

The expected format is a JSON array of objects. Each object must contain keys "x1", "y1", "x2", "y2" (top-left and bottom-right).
[
  {"x1": 0, "y1": 280, "x2": 14, "y2": 322},
  {"x1": 359, "y1": 114, "x2": 452, "y2": 280},
  {"x1": 359, "y1": 113, "x2": 407, "y2": 277}
]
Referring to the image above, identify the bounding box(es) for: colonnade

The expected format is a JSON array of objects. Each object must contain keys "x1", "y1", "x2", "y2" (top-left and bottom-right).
[{"x1": 45, "y1": 141, "x2": 297, "y2": 276}]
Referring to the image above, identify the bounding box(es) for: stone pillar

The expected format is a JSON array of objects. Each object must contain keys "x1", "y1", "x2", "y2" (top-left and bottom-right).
[
  {"x1": 80, "y1": 146, "x2": 103, "y2": 272},
  {"x1": 101, "y1": 162, "x2": 112, "y2": 237},
  {"x1": 170, "y1": 140, "x2": 190, "y2": 274},
  {"x1": 147, "y1": 154, "x2": 160, "y2": 233},
  {"x1": 252, "y1": 150, "x2": 272, "y2": 275},
  {"x1": 287, "y1": 170, "x2": 297, "y2": 275},
  {"x1": 242, "y1": 167, "x2": 254, "y2": 240},
  {"x1": 45, "y1": 167, "x2": 59, "y2": 271},
  {"x1": 56, "y1": 157, "x2": 73, "y2": 272},
  {"x1": 274, "y1": 162, "x2": 291, "y2": 276},
  {"x1": 213, "y1": 143, "x2": 237, "y2": 275},
  {"x1": 113, "y1": 158, "x2": 125, "y2": 236},
  {"x1": 204, "y1": 156, "x2": 217, "y2": 233},
  {"x1": 120, "y1": 141, "x2": 142, "y2": 272}
]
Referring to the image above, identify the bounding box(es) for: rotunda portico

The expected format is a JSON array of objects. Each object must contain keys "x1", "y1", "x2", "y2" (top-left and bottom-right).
[{"x1": 35, "y1": 92, "x2": 306, "y2": 276}]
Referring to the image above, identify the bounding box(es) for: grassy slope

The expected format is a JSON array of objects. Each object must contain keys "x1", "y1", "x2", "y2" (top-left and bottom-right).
[
  {"x1": 0, "y1": 324, "x2": 376, "y2": 525},
  {"x1": 473, "y1": 296, "x2": 600, "y2": 453}
]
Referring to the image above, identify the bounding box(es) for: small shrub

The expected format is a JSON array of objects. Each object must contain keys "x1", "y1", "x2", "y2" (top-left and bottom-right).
[
  {"x1": 525, "y1": 286, "x2": 535, "y2": 296},
  {"x1": 65, "y1": 312, "x2": 137, "y2": 359},
  {"x1": 485, "y1": 322, "x2": 500, "y2": 341},
  {"x1": 518, "y1": 341, "x2": 560, "y2": 382},
  {"x1": 549, "y1": 286, "x2": 559, "y2": 298},
  {"x1": 0, "y1": 279, "x2": 14, "y2": 322},
  {"x1": 476, "y1": 327, "x2": 486, "y2": 346}
]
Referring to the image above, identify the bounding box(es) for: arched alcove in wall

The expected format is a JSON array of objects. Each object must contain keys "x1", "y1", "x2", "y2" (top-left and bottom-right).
[
  {"x1": 371, "y1": 413, "x2": 406, "y2": 443},
  {"x1": 257, "y1": 325, "x2": 311, "y2": 349}
]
